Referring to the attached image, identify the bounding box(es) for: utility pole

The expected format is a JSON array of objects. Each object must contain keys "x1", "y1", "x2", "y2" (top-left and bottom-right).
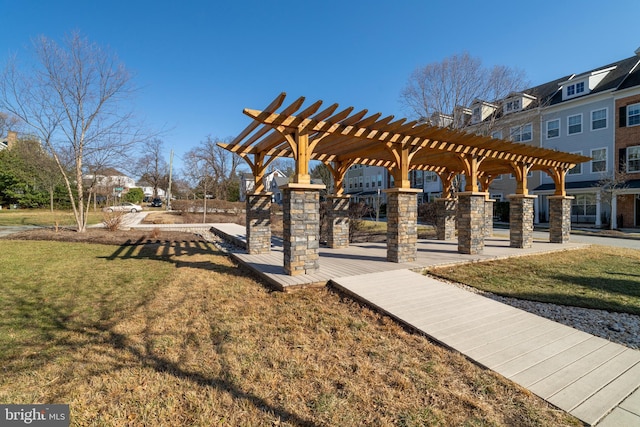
[{"x1": 166, "y1": 149, "x2": 173, "y2": 211}]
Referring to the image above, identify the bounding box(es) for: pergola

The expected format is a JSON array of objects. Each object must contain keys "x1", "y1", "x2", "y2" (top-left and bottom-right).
[{"x1": 220, "y1": 93, "x2": 590, "y2": 276}]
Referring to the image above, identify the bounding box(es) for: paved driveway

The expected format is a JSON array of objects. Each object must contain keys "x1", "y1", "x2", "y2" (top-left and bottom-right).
[{"x1": 0, "y1": 225, "x2": 40, "y2": 238}]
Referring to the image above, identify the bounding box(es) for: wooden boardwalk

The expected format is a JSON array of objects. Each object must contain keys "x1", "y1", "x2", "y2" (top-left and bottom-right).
[
  {"x1": 332, "y1": 270, "x2": 640, "y2": 426},
  {"x1": 210, "y1": 223, "x2": 640, "y2": 425}
]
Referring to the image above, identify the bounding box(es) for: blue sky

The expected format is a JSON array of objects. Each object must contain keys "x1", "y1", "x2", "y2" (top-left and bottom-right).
[{"x1": 1, "y1": 0, "x2": 639, "y2": 175}]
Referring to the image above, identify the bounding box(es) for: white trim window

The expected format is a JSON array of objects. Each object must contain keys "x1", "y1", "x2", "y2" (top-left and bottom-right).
[
  {"x1": 568, "y1": 151, "x2": 582, "y2": 175},
  {"x1": 510, "y1": 123, "x2": 532, "y2": 142},
  {"x1": 628, "y1": 146, "x2": 640, "y2": 173},
  {"x1": 591, "y1": 148, "x2": 607, "y2": 173},
  {"x1": 591, "y1": 108, "x2": 607, "y2": 130},
  {"x1": 567, "y1": 81, "x2": 585, "y2": 97},
  {"x1": 491, "y1": 130, "x2": 502, "y2": 139},
  {"x1": 546, "y1": 119, "x2": 560, "y2": 139},
  {"x1": 629, "y1": 103, "x2": 640, "y2": 127},
  {"x1": 568, "y1": 114, "x2": 582, "y2": 135}
]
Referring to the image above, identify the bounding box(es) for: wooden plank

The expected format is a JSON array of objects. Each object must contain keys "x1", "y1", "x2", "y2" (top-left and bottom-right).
[
  {"x1": 546, "y1": 350, "x2": 640, "y2": 409},
  {"x1": 570, "y1": 361, "x2": 640, "y2": 425},
  {"x1": 528, "y1": 343, "x2": 629, "y2": 399}
]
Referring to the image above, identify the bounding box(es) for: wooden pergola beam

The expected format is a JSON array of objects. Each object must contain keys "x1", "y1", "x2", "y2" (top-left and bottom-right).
[{"x1": 222, "y1": 93, "x2": 591, "y2": 195}]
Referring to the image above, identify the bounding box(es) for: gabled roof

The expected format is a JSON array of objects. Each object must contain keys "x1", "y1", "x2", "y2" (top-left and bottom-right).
[
  {"x1": 272, "y1": 176, "x2": 290, "y2": 187},
  {"x1": 548, "y1": 56, "x2": 640, "y2": 105},
  {"x1": 616, "y1": 59, "x2": 640, "y2": 91},
  {"x1": 89, "y1": 167, "x2": 126, "y2": 177}
]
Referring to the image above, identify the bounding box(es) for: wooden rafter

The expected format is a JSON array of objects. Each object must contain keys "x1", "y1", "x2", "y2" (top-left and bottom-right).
[{"x1": 220, "y1": 93, "x2": 591, "y2": 194}]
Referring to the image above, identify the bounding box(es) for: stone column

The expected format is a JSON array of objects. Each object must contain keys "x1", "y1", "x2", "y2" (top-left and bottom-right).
[
  {"x1": 385, "y1": 188, "x2": 421, "y2": 263},
  {"x1": 246, "y1": 192, "x2": 272, "y2": 255},
  {"x1": 435, "y1": 198, "x2": 457, "y2": 240},
  {"x1": 484, "y1": 199, "x2": 496, "y2": 238},
  {"x1": 325, "y1": 195, "x2": 350, "y2": 249},
  {"x1": 508, "y1": 194, "x2": 537, "y2": 248},
  {"x1": 281, "y1": 184, "x2": 325, "y2": 275},
  {"x1": 457, "y1": 192, "x2": 487, "y2": 255},
  {"x1": 549, "y1": 195, "x2": 574, "y2": 243}
]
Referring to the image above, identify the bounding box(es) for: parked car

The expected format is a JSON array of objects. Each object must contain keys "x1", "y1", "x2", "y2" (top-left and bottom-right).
[
  {"x1": 103, "y1": 202, "x2": 143, "y2": 213},
  {"x1": 150, "y1": 198, "x2": 163, "y2": 207}
]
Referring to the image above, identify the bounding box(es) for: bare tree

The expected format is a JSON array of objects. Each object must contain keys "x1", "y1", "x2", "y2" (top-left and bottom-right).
[
  {"x1": 182, "y1": 147, "x2": 213, "y2": 222},
  {"x1": 0, "y1": 32, "x2": 142, "y2": 232},
  {"x1": 188, "y1": 135, "x2": 242, "y2": 200},
  {"x1": 0, "y1": 112, "x2": 20, "y2": 137},
  {"x1": 136, "y1": 139, "x2": 169, "y2": 198},
  {"x1": 400, "y1": 52, "x2": 528, "y2": 128}
]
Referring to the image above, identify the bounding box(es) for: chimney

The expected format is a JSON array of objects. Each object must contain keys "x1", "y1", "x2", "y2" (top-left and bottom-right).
[{"x1": 7, "y1": 131, "x2": 17, "y2": 149}]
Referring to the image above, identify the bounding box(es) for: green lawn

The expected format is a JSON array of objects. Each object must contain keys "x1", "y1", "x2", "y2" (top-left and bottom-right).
[
  {"x1": 428, "y1": 245, "x2": 640, "y2": 315},
  {"x1": 0, "y1": 209, "x2": 104, "y2": 227}
]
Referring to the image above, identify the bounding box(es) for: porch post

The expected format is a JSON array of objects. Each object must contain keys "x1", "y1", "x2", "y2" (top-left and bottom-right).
[
  {"x1": 508, "y1": 194, "x2": 537, "y2": 248},
  {"x1": 385, "y1": 188, "x2": 421, "y2": 263},
  {"x1": 325, "y1": 195, "x2": 350, "y2": 249},
  {"x1": 457, "y1": 192, "x2": 487, "y2": 254},
  {"x1": 245, "y1": 192, "x2": 272, "y2": 254},
  {"x1": 549, "y1": 195, "x2": 574, "y2": 243},
  {"x1": 281, "y1": 183, "x2": 325, "y2": 275}
]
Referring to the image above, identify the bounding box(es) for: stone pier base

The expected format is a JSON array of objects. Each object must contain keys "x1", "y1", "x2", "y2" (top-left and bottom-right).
[
  {"x1": 326, "y1": 195, "x2": 350, "y2": 249},
  {"x1": 435, "y1": 198, "x2": 457, "y2": 240},
  {"x1": 386, "y1": 188, "x2": 421, "y2": 263},
  {"x1": 549, "y1": 196, "x2": 574, "y2": 243},
  {"x1": 246, "y1": 193, "x2": 272, "y2": 255},
  {"x1": 508, "y1": 195, "x2": 536, "y2": 248},
  {"x1": 457, "y1": 192, "x2": 487, "y2": 255},
  {"x1": 485, "y1": 199, "x2": 496, "y2": 237},
  {"x1": 282, "y1": 184, "x2": 325, "y2": 275}
]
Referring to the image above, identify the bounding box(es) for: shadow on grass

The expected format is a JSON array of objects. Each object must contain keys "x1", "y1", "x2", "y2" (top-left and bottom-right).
[
  {"x1": 1, "y1": 270, "x2": 320, "y2": 426},
  {"x1": 98, "y1": 238, "x2": 251, "y2": 277}
]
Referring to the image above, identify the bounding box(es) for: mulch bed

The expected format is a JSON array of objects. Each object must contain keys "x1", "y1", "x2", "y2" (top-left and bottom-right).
[{"x1": 3, "y1": 228, "x2": 203, "y2": 246}]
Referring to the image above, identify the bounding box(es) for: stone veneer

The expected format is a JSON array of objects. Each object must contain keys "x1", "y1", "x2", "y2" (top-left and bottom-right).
[
  {"x1": 386, "y1": 189, "x2": 420, "y2": 263},
  {"x1": 325, "y1": 195, "x2": 350, "y2": 249},
  {"x1": 484, "y1": 199, "x2": 495, "y2": 238},
  {"x1": 457, "y1": 192, "x2": 487, "y2": 255},
  {"x1": 435, "y1": 198, "x2": 457, "y2": 240},
  {"x1": 246, "y1": 193, "x2": 272, "y2": 255},
  {"x1": 549, "y1": 196, "x2": 573, "y2": 243},
  {"x1": 508, "y1": 195, "x2": 536, "y2": 248},
  {"x1": 282, "y1": 184, "x2": 324, "y2": 275}
]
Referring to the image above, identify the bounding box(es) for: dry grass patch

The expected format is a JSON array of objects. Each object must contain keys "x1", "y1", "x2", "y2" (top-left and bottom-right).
[{"x1": 0, "y1": 239, "x2": 579, "y2": 426}]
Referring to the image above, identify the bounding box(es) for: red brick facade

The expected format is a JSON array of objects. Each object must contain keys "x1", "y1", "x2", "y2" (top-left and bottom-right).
[{"x1": 615, "y1": 94, "x2": 640, "y2": 227}]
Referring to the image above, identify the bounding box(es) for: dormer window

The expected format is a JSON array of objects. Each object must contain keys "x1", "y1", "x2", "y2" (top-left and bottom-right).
[
  {"x1": 470, "y1": 100, "x2": 497, "y2": 124},
  {"x1": 561, "y1": 66, "x2": 614, "y2": 101},
  {"x1": 472, "y1": 107, "x2": 481, "y2": 123},
  {"x1": 505, "y1": 100, "x2": 520, "y2": 112},
  {"x1": 567, "y1": 81, "x2": 585, "y2": 97},
  {"x1": 502, "y1": 93, "x2": 534, "y2": 115}
]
